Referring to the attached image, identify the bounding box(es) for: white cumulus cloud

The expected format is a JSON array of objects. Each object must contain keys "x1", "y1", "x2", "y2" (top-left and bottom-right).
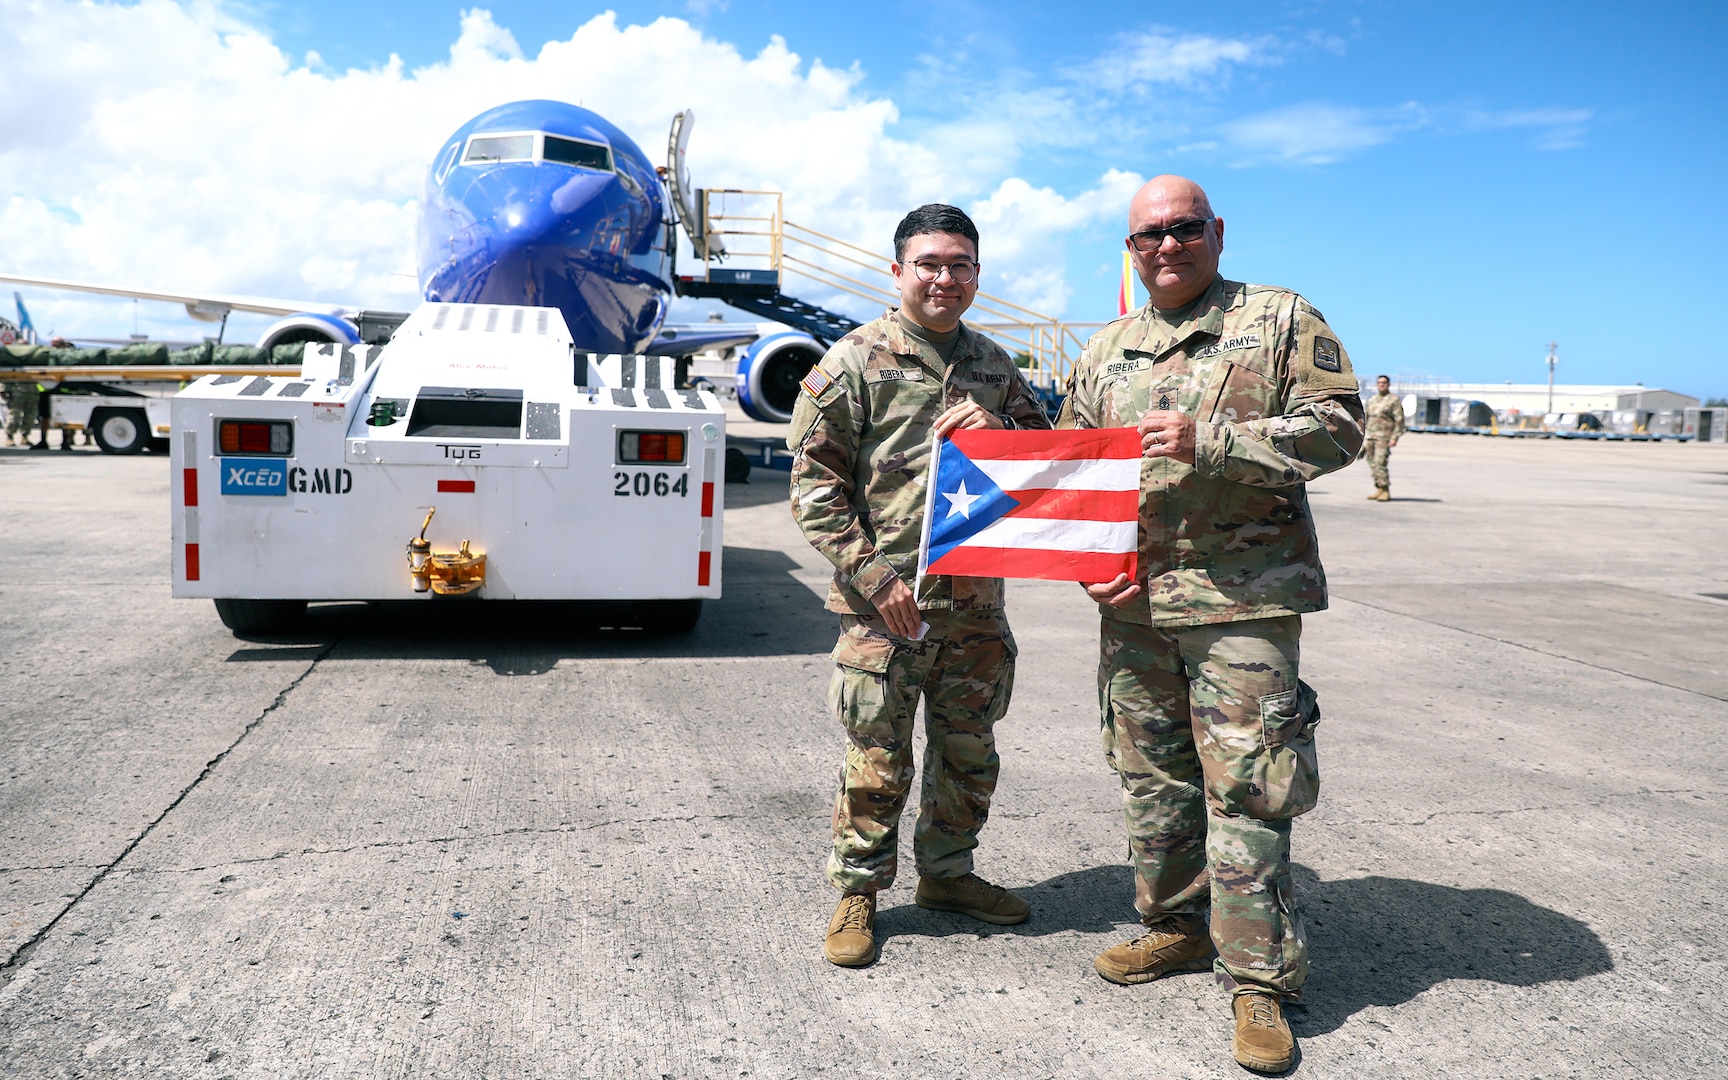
[
  {"x1": 969, "y1": 169, "x2": 1145, "y2": 314},
  {"x1": 0, "y1": 2, "x2": 1133, "y2": 340}
]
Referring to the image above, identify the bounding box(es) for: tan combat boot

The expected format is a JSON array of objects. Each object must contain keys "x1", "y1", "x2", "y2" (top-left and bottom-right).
[
  {"x1": 914, "y1": 872, "x2": 1029, "y2": 925},
  {"x1": 1367, "y1": 487, "x2": 1389, "y2": 501},
  {"x1": 1092, "y1": 913, "x2": 1214, "y2": 984},
  {"x1": 823, "y1": 892, "x2": 877, "y2": 967},
  {"x1": 1232, "y1": 991, "x2": 1295, "y2": 1073}
]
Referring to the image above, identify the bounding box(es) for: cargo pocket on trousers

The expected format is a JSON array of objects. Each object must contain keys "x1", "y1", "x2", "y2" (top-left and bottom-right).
[
  {"x1": 1243, "y1": 681, "x2": 1320, "y2": 819},
  {"x1": 830, "y1": 627, "x2": 897, "y2": 735}
]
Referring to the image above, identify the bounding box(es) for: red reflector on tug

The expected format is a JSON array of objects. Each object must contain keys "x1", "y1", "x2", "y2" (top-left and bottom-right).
[{"x1": 437, "y1": 480, "x2": 476, "y2": 493}]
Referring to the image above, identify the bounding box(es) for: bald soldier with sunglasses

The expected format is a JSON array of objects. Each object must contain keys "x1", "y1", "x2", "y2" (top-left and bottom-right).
[{"x1": 1056, "y1": 176, "x2": 1364, "y2": 1073}]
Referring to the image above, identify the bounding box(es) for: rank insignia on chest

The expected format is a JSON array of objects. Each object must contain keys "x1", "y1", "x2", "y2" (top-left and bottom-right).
[
  {"x1": 1157, "y1": 393, "x2": 1171, "y2": 410},
  {"x1": 801, "y1": 367, "x2": 834, "y2": 398},
  {"x1": 1313, "y1": 337, "x2": 1342, "y2": 373}
]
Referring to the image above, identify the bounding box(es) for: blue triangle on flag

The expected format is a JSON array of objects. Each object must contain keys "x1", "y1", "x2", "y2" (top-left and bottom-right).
[{"x1": 926, "y1": 439, "x2": 1021, "y2": 566}]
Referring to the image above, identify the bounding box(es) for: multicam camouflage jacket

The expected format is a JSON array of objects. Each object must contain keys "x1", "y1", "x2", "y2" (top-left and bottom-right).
[
  {"x1": 1365, "y1": 390, "x2": 1407, "y2": 442},
  {"x1": 1057, "y1": 276, "x2": 1365, "y2": 627},
  {"x1": 789, "y1": 310, "x2": 1053, "y2": 615}
]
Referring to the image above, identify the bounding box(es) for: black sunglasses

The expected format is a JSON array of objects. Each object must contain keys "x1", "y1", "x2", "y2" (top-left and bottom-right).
[{"x1": 1126, "y1": 218, "x2": 1212, "y2": 252}]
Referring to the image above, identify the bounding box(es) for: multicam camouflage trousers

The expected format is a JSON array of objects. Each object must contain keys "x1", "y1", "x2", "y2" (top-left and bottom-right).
[
  {"x1": 4, "y1": 384, "x2": 39, "y2": 443},
  {"x1": 1364, "y1": 436, "x2": 1393, "y2": 489},
  {"x1": 1099, "y1": 613, "x2": 1320, "y2": 998},
  {"x1": 826, "y1": 609, "x2": 1016, "y2": 894}
]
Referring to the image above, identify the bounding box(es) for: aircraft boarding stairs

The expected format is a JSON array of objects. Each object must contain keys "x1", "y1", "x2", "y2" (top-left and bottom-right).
[
  {"x1": 671, "y1": 189, "x2": 1099, "y2": 417},
  {"x1": 675, "y1": 268, "x2": 859, "y2": 347}
]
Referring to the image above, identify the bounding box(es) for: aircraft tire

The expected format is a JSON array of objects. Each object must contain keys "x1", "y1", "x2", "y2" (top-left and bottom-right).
[
  {"x1": 631, "y1": 598, "x2": 702, "y2": 633},
  {"x1": 213, "y1": 598, "x2": 308, "y2": 636},
  {"x1": 91, "y1": 408, "x2": 148, "y2": 455}
]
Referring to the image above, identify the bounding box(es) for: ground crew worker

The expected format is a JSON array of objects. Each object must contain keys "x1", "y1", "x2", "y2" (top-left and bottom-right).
[
  {"x1": 4, "y1": 380, "x2": 42, "y2": 447},
  {"x1": 1364, "y1": 374, "x2": 1405, "y2": 499},
  {"x1": 788, "y1": 203, "x2": 1052, "y2": 968},
  {"x1": 1057, "y1": 175, "x2": 1363, "y2": 1073}
]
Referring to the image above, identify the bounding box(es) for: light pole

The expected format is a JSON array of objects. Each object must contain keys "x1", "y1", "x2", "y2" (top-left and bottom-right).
[{"x1": 1546, "y1": 341, "x2": 1558, "y2": 416}]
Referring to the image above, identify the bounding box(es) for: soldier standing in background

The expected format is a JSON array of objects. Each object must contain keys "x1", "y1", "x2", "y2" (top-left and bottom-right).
[
  {"x1": 4, "y1": 380, "x2": 42, "y2": 448},
  {"x1": 1058, "y1": 175, "x2": 1363, "y2": 1073},
  {"x1": 788, "y1": 204, "x2": 1052, "y2": 968},
  {"x1": 1363, "y1": 374, "x2": 1405, "y2": 500}
]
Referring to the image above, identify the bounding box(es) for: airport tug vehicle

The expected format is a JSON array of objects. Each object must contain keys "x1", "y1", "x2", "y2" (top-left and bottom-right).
[{"x1": 171, "y1": 303, "x2": 725, "y2": 634}]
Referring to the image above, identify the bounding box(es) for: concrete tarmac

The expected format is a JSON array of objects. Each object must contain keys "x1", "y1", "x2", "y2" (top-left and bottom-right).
[{"x1": 1, "y1": 432, "x2": 1724, "y2": 1078}]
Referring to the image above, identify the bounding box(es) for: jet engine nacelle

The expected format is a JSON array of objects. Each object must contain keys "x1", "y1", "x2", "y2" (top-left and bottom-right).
[
  {"x1": 255, "y1": 313, "x2": 361, "y2": 351},
  {"x1": 735, "y1": 331, "x2": 824, "y2": 424}
]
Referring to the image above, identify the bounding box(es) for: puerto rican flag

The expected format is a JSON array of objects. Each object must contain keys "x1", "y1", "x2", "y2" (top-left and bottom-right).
[{"x1": 916, "y1": 428, "x2": 1141, "y2": 583}]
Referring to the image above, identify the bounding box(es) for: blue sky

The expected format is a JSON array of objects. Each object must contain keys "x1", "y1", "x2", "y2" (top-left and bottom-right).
[{"x1": 7, "y1": 1, "x2": 1726, "y2": 397}]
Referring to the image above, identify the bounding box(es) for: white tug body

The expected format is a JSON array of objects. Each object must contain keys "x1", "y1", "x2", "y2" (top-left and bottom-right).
[{"x1": 170, "y1": 303, "x2": 724, "y2": 632}]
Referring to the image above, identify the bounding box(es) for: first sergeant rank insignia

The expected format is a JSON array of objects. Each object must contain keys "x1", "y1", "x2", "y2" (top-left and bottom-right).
[
  {"x1": 801, "y1": 366, "x2": 833, "y2": 398},
  {"x1": 1313, "y1": 337, "x2": 1342, "y2": 373}
]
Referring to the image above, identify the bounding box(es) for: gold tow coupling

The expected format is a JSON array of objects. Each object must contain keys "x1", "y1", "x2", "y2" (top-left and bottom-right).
[{"x1": 405, "y1": 508, "x2": 486, "y2": 596}]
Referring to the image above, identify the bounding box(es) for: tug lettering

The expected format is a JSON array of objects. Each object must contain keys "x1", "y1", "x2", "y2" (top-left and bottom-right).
[
  {"x1": 439, "y1": 443, "x2": 483, "y2": 461},
  {"x1": 226, "y1": 465, "x2": 284, "y2": 487},
  {"x1": 288, "y1": 467, "x2": 354, "y2": 494}
]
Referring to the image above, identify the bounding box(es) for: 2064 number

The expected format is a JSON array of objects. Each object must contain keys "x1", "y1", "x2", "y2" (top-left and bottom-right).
[{"x1": 614, "y1": 471, "x2": 689, "y2": 498}]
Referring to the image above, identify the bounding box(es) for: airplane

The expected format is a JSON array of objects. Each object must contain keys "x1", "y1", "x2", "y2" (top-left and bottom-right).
[
  {"x1": 8, "y1": 293, "x2": 37, "y2": 345},
  {"x1": 0, "y1": 100, "x2": 831, "y2": 422}
]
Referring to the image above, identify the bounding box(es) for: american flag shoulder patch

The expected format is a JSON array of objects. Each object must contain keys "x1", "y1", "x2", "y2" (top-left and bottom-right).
[{"x1": 801, "y1": 367, "x2": 834, "y2": 398}]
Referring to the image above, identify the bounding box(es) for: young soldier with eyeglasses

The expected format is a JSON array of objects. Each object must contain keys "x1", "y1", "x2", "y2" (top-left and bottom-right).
[
  {"x1": 787, "y1": 203, "x2": 1052, "y2": 968},
  {"x1": 1056, "y1": 176, "x2": 1364, "y2": 1073}
]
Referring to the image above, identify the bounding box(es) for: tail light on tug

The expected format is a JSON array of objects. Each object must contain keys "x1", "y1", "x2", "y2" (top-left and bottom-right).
[
  {"x1": 617, "y1": 430, "x2": 686, "y2": 464},
  {"x1": 216, "y1": 419, "x2": 294, "y2": 456}
]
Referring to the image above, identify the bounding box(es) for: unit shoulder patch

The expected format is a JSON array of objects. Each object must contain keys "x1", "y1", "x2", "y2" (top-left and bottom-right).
[{"x1": 1313, "y1": 337, "x2": 1342, "y2": 373}]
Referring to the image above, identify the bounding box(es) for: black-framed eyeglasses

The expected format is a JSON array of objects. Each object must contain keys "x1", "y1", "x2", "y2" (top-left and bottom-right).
[
  {"x1": 909, "y1": 260, "x2": 978, "y2": 284},
  {"x1": 1126, "y1": 218, "x2": 1212, "y2": 252}
]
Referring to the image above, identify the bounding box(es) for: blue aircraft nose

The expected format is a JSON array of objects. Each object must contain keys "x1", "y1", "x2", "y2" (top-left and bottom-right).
[{"x1": 417, "y1": 101, "x2": 673, "y2": 354}]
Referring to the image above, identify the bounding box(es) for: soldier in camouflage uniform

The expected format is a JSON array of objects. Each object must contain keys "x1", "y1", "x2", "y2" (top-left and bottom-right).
[
  {"x1": 788, "y1": 204, "x2": 1053, "y2": 968},
  {"x1": 1363, "y1": 374, "x2": 1406, "y2": 500},
  {"x1": 4, "y1": 380, "x2": 42, "y2": 447},
  {"x1": 1057, "y1": 176, "x2": 1363, "y2": 1073}
]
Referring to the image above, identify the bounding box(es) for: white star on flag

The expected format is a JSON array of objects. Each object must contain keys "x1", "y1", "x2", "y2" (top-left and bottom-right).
[{"x1": 943, "y1": 480, "x2": 981, "y2": 519}]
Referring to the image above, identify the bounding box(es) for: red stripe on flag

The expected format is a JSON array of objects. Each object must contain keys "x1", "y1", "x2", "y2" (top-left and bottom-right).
[
  {"x1": 183, "y1": 468, "x2": 198, "y2": 507},
  {"x1": 949, "y1": 427, "x2": 1140, "y2": 460},
  {"x1": 926, "y1": 546, "x2": 1136, "y2": 582},
  {"x1": 701, "y1": 481, "x2": 714, "y2": 517},
  {"x1": 185, "y1": 543, "x2": 200, "y2": 581},
  {"x1": 437, "y1": 479, "x2": 476, "y2": 493},
  {"x1": 1001, "y1": 487, "x2": 1139, "y2": 520},
  {"x1": 697, "y1": 550, "x2": 712, "y2": 586}
]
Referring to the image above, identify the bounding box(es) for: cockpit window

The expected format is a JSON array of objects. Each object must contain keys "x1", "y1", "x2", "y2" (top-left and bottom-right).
[
  {"x1": 464, "y1": 134, "x2": 535, "y2": 163},
  {"x1": 544, "y1": 136, "x2": 613, "y2": 171},
  {"x1": 457, "y1": 131, "x2": 621, "y2": 175}
]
